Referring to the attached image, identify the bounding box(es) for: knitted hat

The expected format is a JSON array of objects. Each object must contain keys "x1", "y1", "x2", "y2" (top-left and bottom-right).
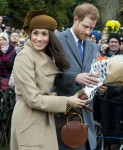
[
  {"x1": 92, "y1": 30, "x2": 101, "y2": 43},
  {"x1": 107, "y1": 33, "x2": 121, "y2": 45},
  {"x1": 23, "y1": 10, "x2": 57, "y2": 35},
  {"x1": 0, "y1": 32, "x2": 9, "y2": 44}
]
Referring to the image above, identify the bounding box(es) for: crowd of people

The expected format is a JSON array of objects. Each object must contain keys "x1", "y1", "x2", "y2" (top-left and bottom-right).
[{"x1": 0, "y1": 2, "x2": 123, "y2": 150}]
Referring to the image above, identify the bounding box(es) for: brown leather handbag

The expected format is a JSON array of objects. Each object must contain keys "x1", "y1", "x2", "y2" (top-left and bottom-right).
[{"x1": 61, "y1": 112, "x2": 89, "y2": 148}]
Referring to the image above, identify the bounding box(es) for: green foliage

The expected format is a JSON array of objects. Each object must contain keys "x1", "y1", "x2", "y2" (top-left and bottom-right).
[
  {"x1": 1, "y1": 0, "x2": 76, "y2": 29},
  {"x1": 7, "y1": 0, "x2": 46, "y2": 28},
  {"x1": 45, "y1": 0, "x2": 76, "y2": 30},
  {"x1": 0, "y1": 0, "x2": 102, "y2": 30},
  {"x1": 0, "y1": 0, "x2": 10, "y2": 15}
]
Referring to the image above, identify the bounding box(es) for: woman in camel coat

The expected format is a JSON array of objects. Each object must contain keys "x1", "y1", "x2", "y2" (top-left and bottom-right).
[{"x1": 10, "y1": 10, "x2": 89, "y2": 150}]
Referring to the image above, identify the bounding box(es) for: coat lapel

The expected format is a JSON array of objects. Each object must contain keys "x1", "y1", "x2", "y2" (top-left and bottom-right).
[
  {"x1": 64, "y1": 29, "x2": 82, "y2": 66},
  {"x1": 24, "y1": 39, "x2": 58, "y2": 74},
  {"x1": 82, "y1": 40, "x2": 92, "y2": 69}
]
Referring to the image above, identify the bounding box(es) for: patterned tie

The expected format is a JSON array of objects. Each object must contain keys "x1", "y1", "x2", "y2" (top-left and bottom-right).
[{"x1": 77, "y1": 40, "x2": 83, "y2": 62}]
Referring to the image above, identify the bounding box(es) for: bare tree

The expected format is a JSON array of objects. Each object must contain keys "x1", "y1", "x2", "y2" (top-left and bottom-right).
[{"x1": 96, "y1": 0, "x2": 120, "y2": 26}]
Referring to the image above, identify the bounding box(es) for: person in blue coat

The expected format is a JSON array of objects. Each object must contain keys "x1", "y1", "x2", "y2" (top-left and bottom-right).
[{"x1": 54, "y1": 3, "x2": 100, "y2": 150}]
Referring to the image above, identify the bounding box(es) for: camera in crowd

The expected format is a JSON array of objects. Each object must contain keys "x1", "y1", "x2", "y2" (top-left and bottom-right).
[
  {"x1": 18, "y1": 41, "x2": 25, "y2": 46},
  {"x1": 120, "y1": 36, "x2": 123, "y2": 43}
]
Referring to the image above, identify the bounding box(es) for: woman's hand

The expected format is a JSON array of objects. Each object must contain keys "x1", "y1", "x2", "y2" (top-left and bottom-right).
[{"x1": 67, "y1": 96, "x2": 92, "y2": 108}]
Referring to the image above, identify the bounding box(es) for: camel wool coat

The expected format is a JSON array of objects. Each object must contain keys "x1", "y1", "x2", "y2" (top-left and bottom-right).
[{"x1": 10, "y1": 39, "x2": 67, "y2": 150}]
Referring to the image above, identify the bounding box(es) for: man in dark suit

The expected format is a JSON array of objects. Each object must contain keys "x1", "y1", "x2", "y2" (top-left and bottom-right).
[{"x1": 55, "y1": 3, "x2": 100, "y2": 150}]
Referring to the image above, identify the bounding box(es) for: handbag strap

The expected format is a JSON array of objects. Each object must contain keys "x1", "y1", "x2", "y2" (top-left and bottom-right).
[{"x1": 66, "y1": 112, "x2": 84, "y2": 125}]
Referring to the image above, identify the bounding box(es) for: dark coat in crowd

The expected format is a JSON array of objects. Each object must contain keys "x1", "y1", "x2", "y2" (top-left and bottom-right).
[
  {"x1": 0, "y1": 43, "x2": 16, "y2": 78},
  {"x1": 97, "y1": 48, "x2": 123, "y2": 104}
]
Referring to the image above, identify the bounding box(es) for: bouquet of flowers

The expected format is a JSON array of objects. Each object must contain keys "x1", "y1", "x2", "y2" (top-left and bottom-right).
[
  {"x1": 106, "y1": 20, "x2": 121, "y2": 34},
  {"x1": 65, "y1": 55, "x2": 123, "y2": 114}
]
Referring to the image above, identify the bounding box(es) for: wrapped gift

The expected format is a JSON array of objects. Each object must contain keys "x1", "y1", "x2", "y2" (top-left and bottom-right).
[
  {"x1": 84, "y1": 54, "x2": 123, "y2": 100},
  {"x1": 83, "y1": 55, "x2": 109, "y2": 99},
  {"x1": 104, "y1": 55, "x2": 123, "y2": 85},
  {"x1": 65, "y1": 55, "x2": 123, "y2": 114}
]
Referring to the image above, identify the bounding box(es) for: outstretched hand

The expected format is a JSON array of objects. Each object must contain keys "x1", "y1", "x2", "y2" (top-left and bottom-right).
[{"x1": 67, "y1": 90, "x2": 94, "y2": 112}]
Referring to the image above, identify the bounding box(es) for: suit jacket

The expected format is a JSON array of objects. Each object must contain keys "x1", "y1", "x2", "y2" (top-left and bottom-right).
[
  {"x1": 55, "y1": 28, "x2": 99, "y2": 150},
  {"x1": 10, "y1": 39, "x2": 67, "y2": 150}
]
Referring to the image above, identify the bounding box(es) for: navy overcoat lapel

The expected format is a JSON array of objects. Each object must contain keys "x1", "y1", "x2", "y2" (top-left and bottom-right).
[{"x1": 64, "y1": 29, "x2": 82, "y2": 66}]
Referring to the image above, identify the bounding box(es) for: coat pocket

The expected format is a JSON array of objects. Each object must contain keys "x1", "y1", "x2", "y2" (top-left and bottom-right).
[{"x1": 19, "y1": 117, "x2": 46, "y2": 147}]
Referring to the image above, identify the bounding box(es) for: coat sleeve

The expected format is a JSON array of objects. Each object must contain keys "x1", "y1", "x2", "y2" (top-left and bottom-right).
[
  {"x1": 54, "y1": 71, "x2": 81, "y2": 96},
  {"x1": 13, "y1": 52, "x2": 67, "y2": 113}
]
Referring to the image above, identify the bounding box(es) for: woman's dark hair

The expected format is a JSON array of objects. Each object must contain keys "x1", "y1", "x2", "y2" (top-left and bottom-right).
[{"x1": 45, "y1": 31, "x2": 70, "y2": 71}]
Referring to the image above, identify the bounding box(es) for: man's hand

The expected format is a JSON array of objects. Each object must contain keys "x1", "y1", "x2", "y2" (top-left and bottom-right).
[
  {"x1": 75, "y1": 72, "x2": 99, "y2": 87},
  {"x1": 98, "y1": 84, "x2": 107, "y2": 94}
]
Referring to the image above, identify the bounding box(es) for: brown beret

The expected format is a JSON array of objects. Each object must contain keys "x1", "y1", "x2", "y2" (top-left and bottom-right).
[{"x1": 23, "y1": 10, "x2": 57, "y2": 35}]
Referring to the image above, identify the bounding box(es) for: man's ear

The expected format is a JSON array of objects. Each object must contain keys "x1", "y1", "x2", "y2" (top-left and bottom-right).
[{"x1": 73, "y1": 16, "x2": 79, "y2": 24}]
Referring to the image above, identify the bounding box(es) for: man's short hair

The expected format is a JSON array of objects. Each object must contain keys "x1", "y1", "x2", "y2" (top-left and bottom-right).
[{"x1": 74, "y1": 3, "x2": 100, "y2": 21}]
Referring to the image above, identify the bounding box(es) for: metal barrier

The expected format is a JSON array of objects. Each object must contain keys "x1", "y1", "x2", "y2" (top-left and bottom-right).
[
  {"x1": 120, "y1": 145, "x2": 123, "y2": 150},
  {"x1": 0, "y1": 88, "x2": 16, "y2": 149}
]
